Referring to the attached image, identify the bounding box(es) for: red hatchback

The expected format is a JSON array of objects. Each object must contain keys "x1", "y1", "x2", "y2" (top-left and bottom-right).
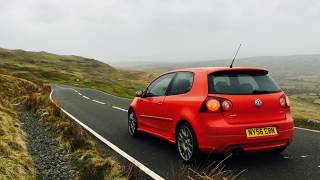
[{"x1": 128, "y1": 67, "x2": 294, "y2": 162}]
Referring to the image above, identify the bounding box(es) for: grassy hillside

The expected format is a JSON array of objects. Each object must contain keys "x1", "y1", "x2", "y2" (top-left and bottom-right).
[
  {"x1": 0, "y1": 105, "x2": 36, "y2": 179},
  {"x1": 1, "y1": 47, "x2": 319, "y2": 127},
  {"x1": 0, "y1": 74, "x2": 38, "y2": 105},
  {"x1": 0, "y1": 74, "x2": 37, "y2": 179},
  {"x1": 0, "y1": 48, "x2": 156, "y2": 98},
  {"x1": 0, "y1": 74, "x2": 129, "y2": 179}
]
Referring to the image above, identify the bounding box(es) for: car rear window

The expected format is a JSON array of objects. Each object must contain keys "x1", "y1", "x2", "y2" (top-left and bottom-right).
[{"x1": 208, "y1": 71, "x2": 281, "y2": 94}]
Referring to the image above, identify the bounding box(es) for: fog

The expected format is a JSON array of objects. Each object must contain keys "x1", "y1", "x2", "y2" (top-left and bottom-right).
[{"x1": 1, "y1": 0, "x2": 320, "y2": 64}]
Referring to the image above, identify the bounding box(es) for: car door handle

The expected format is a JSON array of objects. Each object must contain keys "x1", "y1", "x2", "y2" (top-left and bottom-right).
[{"x1": 156, "y1": 101, "x2": 162, "y2": 105}]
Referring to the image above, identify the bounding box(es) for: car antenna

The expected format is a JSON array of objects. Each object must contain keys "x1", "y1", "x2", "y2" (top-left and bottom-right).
[{"x1": 229, "y1": 43, "x2": 242, "y2": 68}]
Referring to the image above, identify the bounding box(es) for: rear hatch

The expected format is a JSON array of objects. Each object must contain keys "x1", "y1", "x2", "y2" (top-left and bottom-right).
[{"x1": 208, "y1": 69, "x2": 286, "y2": 124}]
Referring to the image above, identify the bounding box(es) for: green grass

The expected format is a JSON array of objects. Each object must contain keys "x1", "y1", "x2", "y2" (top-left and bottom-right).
[
  {"x1": 290, "y1": 94, "x2": 320, "y2": 130},
  {"x1": 0, "y1": 74, "x2": 37, "y2": 180},
  {"x1": 0, "y1": 48, "x2": 156, "y2": 98},
  {"x1": 0, "y1": 105, "x2": 36, "y2": 180},
  {"x1": 294, "y1": 118, "x2": 320, "y2": 130}
]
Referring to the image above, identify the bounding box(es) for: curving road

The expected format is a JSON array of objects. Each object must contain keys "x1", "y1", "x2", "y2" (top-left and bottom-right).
[{"x1": 51, "y1": 84, "x2": 320, "y2": 180}]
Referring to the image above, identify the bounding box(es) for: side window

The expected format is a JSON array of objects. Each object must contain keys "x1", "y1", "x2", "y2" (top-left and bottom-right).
[
  {"x1": 145, "y1": 73, "x2": 175, "y2": 97},
  {"x1": 168, "y1": 72, "x2": 194, "y2": 95}
]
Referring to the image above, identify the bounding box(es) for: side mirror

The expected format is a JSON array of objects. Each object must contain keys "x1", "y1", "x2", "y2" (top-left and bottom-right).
[{"x1": 135, "y1": 90, "x2": 143, "y2": 97}]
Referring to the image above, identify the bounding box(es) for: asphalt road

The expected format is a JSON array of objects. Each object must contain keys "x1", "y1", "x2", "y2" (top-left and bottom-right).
[{"x1": 51, "y1": 85, "x2": 320, "y2": 180}]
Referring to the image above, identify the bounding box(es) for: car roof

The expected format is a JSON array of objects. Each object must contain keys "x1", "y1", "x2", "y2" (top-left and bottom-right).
[{"x1": 167, "y1": 67, "x2": 268, "y2": 74}]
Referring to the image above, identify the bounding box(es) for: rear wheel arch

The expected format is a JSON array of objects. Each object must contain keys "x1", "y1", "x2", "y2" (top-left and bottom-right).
[
  {"x1": 175, "y1": 120, "x2": 198, "y2": 143},
  {"x1": 128, "y1": 106, "x2": 134, "y2": 113},
  {"x1": 175, "y1": 120, "x2": 189, "y2": 132}
]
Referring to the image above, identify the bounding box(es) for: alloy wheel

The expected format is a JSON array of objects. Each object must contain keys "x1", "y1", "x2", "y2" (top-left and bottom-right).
[
  {"x1": 128, "y1": 110, "x2": 137, "y2": 136},
  {"x1": 177, "y1": 125, "x2": 194, "y2": 161}
]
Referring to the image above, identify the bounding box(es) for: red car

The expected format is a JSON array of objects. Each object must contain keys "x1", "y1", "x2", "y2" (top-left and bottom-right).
[{"x1": 128, "y1": 67, "x2": 294, "y2": 162}]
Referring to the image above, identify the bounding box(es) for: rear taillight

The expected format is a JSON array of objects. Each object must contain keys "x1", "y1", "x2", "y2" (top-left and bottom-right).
[
  {"x1": 221, "y1": 100, "x2": 233, "y2": 112},
  {"x1": 206, "y1": 99, "x2": 220, "y2": 112},
  {"x1": 280, "y1": 94, "x2": 290, "y2": 108},
  {"x1": 200, "y1": 97, "x2": 233, "y2": 112}
]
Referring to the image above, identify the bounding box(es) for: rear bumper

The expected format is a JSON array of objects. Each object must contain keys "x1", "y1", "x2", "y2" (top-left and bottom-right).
[{"x1": 196, "y1": 115, "x2": 294, "y2": 153}]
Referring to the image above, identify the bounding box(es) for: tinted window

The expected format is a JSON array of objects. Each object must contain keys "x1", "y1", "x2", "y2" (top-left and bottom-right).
[
  {"x1": 168, "y1": 72, "x2": 194, "y2": 95},
  {"x1": 145, "y1": 73, "x2": 175, "y2": 97},
  {"x1": 208, "y1": 71, "x2": 281, "y2": 94}
]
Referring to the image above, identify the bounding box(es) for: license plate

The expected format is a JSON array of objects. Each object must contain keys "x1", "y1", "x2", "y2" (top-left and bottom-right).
[{"x1": 246, "y1": 127, "x2": 278, "y2": 138}]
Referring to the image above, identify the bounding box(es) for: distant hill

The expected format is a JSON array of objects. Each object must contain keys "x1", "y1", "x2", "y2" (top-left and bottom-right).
[
  {"x1": 120, "y1": 54, "x2": 320, "y2": 74},
  {"x1": 118, "y1": 54, "x2": 320, "y2": 94},
  {"x1": 1, "y1": 48, "x2": 319, "y2": 123},
  {"x1": 0, "y1": 48, "x2": 157, "y2": 98},
  {"x1": 1, "y1": 47, "x2": 319, "y2": 95}
]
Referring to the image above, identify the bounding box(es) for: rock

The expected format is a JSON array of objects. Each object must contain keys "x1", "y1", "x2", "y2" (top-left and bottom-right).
[{"x1": 19, "y1": 110, "x2": 79, "y2": 180}]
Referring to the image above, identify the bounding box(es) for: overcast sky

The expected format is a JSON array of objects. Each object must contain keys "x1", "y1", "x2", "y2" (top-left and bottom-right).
[{"x1": 1, "y1": 0, "x2": 320, "y2": 64}]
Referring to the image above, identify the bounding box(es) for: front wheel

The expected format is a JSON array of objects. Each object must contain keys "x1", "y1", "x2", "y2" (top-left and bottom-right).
[
  {"x1": 128, "y1": 109, "x2": 139, "y2": 137},
  {"x1": 176, "y1": 122, "x2": 199, "y2": 163}
]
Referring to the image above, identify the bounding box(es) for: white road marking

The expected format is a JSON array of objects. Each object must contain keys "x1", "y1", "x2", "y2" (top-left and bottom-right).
[
  {"x1": 82, "y1": 87, "x2": 131, "y2": 100},
  {"x1": 49, "y1": 90, "x2": 164, "y2": 180},
  {"x1": 318, "y1": 165, "x2": 320, "y2": 168},
  {"x1": 92, "y1": 99, "x2": 106, "y2": 105},
  {"x1": 300, "y1": 155, "x2": 310, "y2": 158},
  {"x1": 294, "y1": 127, "x2": 320, "y2": 133},
  {"x1": 112, "y1": 106, "x2": 128, "y2": 112},
  {"x1": 83, "y1": 96, "x2": 90, "y2": 100},
  {"x1": 78, "y1": 92, "x2": 82, "y2": 96}
]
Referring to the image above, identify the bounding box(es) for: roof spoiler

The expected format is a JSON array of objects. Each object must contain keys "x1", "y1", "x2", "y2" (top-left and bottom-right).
[{"x1": 209, "y1": 68, "x2": 269, "y2": 75}]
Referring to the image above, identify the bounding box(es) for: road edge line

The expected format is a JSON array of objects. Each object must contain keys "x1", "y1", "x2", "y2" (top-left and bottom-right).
[
  {"x1": 294, "y1": 127, "x2": 320, "y2": 133},
  {"x1": 49, "y1": 90, "x2": 165, "y2": 180}
]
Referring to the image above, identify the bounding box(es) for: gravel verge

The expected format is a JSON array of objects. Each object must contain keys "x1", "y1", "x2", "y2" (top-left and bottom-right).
[{"x1": 19, "y1": 108, "x2": 79, "y2": 180}]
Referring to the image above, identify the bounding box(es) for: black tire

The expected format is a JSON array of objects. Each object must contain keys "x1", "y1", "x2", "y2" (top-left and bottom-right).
[
  {"x1": 176, "y1": 122, "x2": 199, "y2": 163},
  {"x1": 128, "y1": 109, "x2": 139, "y2": 137}
]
